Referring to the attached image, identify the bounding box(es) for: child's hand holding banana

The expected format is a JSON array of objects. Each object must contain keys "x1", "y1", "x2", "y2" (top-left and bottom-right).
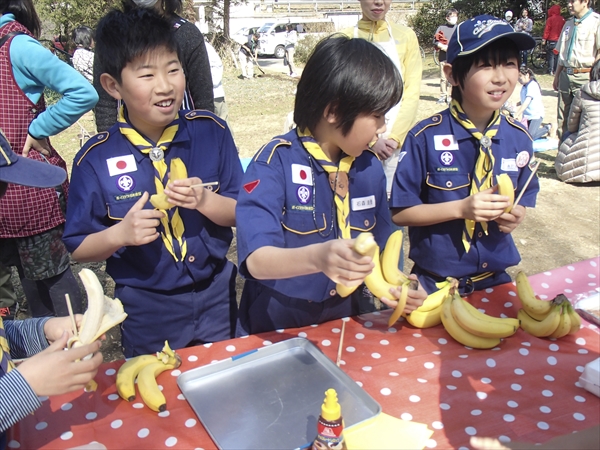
[
  {"x1": 164, "y1": 176, "x2": 211, "y2": 210},
  {"x1": 320, "y1": 239, "x2": 375, "y2": 289},
  {"x1": 379, "y1": 274, "x2": 427, "y2": 314}
]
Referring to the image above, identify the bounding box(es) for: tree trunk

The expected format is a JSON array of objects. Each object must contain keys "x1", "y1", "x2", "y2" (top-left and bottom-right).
[{"x1": 223, "y1": 0, "x2": 230, "y2": 39}]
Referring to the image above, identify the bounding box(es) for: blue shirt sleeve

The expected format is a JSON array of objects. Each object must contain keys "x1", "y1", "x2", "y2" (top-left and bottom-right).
[
  {"x1": 0, "y1": 369, "x2": 41, "y2": 433},
  {"x1": 10, "y1": 34, "x2": 98, "y2": 139}
]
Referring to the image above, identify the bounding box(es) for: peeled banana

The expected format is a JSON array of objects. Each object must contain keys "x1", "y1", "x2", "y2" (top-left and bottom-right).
[
  {"x1": 150, "y1": 158, "x2": 188, "y2": 210},
  {"x1": 496, "y1": 173, "x2": 515, "y2": 213},
  {"x1": 516, "y1": 271, "x2": 553, "y2": 320},
  {"x1": 451, "y1": 294, "x2": 520, "y2": 339}
]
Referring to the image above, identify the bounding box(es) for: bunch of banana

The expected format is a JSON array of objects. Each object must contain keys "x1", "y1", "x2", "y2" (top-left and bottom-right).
[
  {"x1": 403, "y1": 278, "x2": 457, "y2": 329},
  {"x1": 150, "y1": 157, "x2": 188, "y2": 210},
  {"x1": 516, "y1": 272, "x2": 581, "y2": 338},
  {"x1": 496, "y1": 173, "x2": 515, "y2": 213},
  {"x1": 116, "y1": 341, "x2": 182, "y2": 412},
  {"x1": 440, "y1": 289, "x2": 520, "y2": 349}
]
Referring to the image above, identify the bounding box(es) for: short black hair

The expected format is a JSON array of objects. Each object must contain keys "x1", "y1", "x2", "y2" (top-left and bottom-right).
[
  {"x1": 0, "y1": 0, "x2": 40, "y2": 37},
  {"x1": 294, "y1": 35, "x2": 403, "y2": 136},
  {"x1": 95, "y1": 7, "x2": 180, "y2": 84},
  {"x1": 450, "y1": 38, "x2": 519, "y2": 104},
  {"x1": 121, "y1": 0, "x2": 183, "y2": 16},
  {"x1": 446, "y1": 8, "x2": 458, "y2": 17},
  {"x1": 72, "y1": 26, "x2": 94, "y2": 49}
]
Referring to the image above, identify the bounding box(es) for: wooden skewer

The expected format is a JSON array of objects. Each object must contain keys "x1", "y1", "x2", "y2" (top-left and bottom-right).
[
  {"x1": 65, "y1": 294, "x2": 79, "y2": 339},
  {"x1": 336, "y1": 319, "x2": 347, "y2": 367},
  {"x1": 512, "y1": 160, "x2": 541, "y2": 209},
  {"x1": 189, "y1": 181, "x2": 219, "y2": 189}
]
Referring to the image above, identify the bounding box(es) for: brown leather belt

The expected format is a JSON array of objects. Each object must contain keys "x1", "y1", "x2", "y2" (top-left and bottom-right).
[{"x1": 566, "y1": 67, "x2": 592, "y2": 75}]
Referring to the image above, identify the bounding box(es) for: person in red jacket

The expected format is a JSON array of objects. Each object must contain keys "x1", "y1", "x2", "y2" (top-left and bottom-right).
[{"x1": 542, "y1": 4, "x2": 565, "y2": 75}]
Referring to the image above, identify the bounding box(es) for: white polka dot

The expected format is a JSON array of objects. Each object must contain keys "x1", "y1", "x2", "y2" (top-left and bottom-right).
[
  {"x1": 503, "y1": 414, "x2": 515, "y2": 422},
  {"x1": 452, "y1": 370, "x2": 462, "y2": 378},
  {"x1": 105, "y1": 368, "x2": 116, "y2": 376},
  {"x1": 380, "y1": 339, "x2": 390, "y2": 345},
  {"x1": 355, "y1": 333, "x2": 365, "y2": 340},
  {"x1": 107, "y1": 394, "x2": 119, "y2": 401},
  {"x1": 508, "y1": 291, "x2": 516, "y2": 297},
  {"x1": 381, "y1": 388, "x2": 392, "y2": 396},
  {"x1": 138, "y1": 428, "x2": 150, "y2": 438},
  {"x1": 432, "y1": 421, "x2": 444, "y2": 429},
  {"x1": 6, "y1": 441, "x2": 20, "y2": 449},
  {"x1": 185, "y1": 419, "x2": 196, "y2": 427},
  {"x1": 565, "y1": 289, "x2": 573, "y2": 293},
  {"x1": 514, "y1": 368, "x2": 525, "y2": 375},
  {"x1": 447, "y1": 385, "x2": 457, "y2": 390},
  {"x1": 481, "y1": 297, "x2": 490, "y2": 303},
  {"x1": 499, "y1": 435, "x2": 511, "y2": 443},
  {"x1": 519, "y1": 348, "x2": 529, "y2": 356},
  {"x1": 165, "y1": 437, "x2": 178, "y2": 447},
  {"x1": 133, "y1": 403, "x2": 144, "y2": 409},
  {"x1": 547, "y1": 356, "x2": 557, "y2": 365},
  {"x1": 37, "y1": 396, "x2": 48, "y2": 402},
  {"x1": 364, "y1": 321, "x2": 373, "y2": 328},
  {"x1": 574, "y1": 395, "x2": 586, "y2": 402},
  {"x1": 576, "y1": 337, "x2": 587, "y2": 346},
  {"x1": 202, "y1": 343, "x2": 213, "y2": 348},
  {"x1": 171, "y1": 369, "x2": 181, "y2": 377},
  {"x1": 398, "y1": 357, "x2": 407, "y2": 362},
  {"x1": 521, "y1": 342, "x2": 531, "y2": 347},
  {"x1": 388, "y1": 327, "x2": 398, "y2": 333},
  {"x1": 425, "y1": 439, "x2": 438, "y2": 448},
  {"x1": 362, "y1": 366, "x2": 372, "y2": 372},
  {"x1": 405, "y1": 346, "x2": 415, "y2": 352},
  {"x1": 540, "y1": 283, "x2": 550, "y2": 289},
  {"x1": 158, "y1": 411, "x2": 170, "y2": 418},
  {"x1": 187, "y1": 355, "x2": 198, "y2": 362},
  {"x1": 542, "y1": 390, "x2": 553, "y2": 397},
  {"x1": 409, "y1": 395, "x2": 421, "y2": 402},
  {"x1": 60, "y1": 432, "x2": 73, "y2": 441},
  {"x1": 111, "y1": 419, "x2": 123, "y2": 429},
  {"x1": 432, "y1": 350, "x2": 441, "y2": 355},
  {"x1": 511, "y1": 384, "x2": 522, "y2": 391},
  {"x1": 486, "y1": 288, "x2": 494, "y2": 293},
  {"x1": 465, "y1": 426, "x2": 477, "y2": 436},
  {"x1": 538, "y1": 422, "x2": 549, "y2": 430},
  {"x1": 486, "y1": 359, "x2": 496, "y2": 368},
  {"x1": 578, "y1": 349, "x2": 589, "y2": 355},
  {"x1": 544, "y1": 375, "x2": 555, "y2": 381},
  {"x1": 346, "y1": 346, "x2": 356, "y2": 353},
  {"x1": 417, "y1": 378, "x2": 428, "y2": 383},
  {"x1": 565, "y1": 278, "x2": 573, "y2": 284},
  {"x1": 371, "y1": 353, "x2": 381, "y2": 359},
  {"x1": 424, "y1": 362, "x2": 435, "y2": 369},
  {"x1": 401, "y1": 413, "x2": 413, "y2": 421},
  {"x1": 440, "y1": 403, "x2": 451, "y2": 410},
  {"x1": 35, "y1": 422, "x2": 48, "y2": 430},
  {"x1": 438, "y1": 338, "x2": 448, "y2": 344},
  {"x1": 549, "y1": 343, "x2": 559, "y2": 352},
  {"x1": 591, "y1": 261, "x2": 598, "y2": 267},
  {"x1": 476, "y1": 392, "x2": 487, "y2": 399},
  {"x1": 471, "y1": 409, "x2": 482, "y2": 416},
  {"x1": 356, "y1": 381, "x2": 363, "y2": 387},
  {"x1": 389, "y1": 372, "x2": 399, "y2": 377},
  {"x1": 576, "y1": 365, "x2": 585, "y2": 373},
  {"x1": 298, "y1": 332, "x2": 307, "y2": 338},
  {"x1": 225, "y1": 345, "x2": 236, "y2": 352},
  {"x1": 544, "y1": 271, "x2": 552, "y2": 276},
  {"x1": 573, "y1": 413, "x2": 586, "y2": 421},
  {"x1": 540, "y1": 406, "x2": 551, "y2": 413},
  {"x1": 504, "y1": 302, "x2": 513, "y2": 308},
  {"x1": 86, "y1": 412, "x2": 97, "y2": 420},
  {"x1": 589, "y1": 274, "x2": 597, "y2": 279},
  {"x1": 262, "y1": 340, "x2": 272, "y2": 346},
  {"x1": 321, "y1": 340, "x2": 332, "y2": 347},
  {"x1": 458, "y1": 354, "x2": 469, "y2": 359},
  {"x1": 158, "y1": 385, "x2": 164, "y2": 391},
  {"x1": 481, "y1": 377, "x2": 492, "y2": 384},
  {"x1": 177, "y1": 394, "x2": 185, "y2": 400},
  {"x1": 507, "y1": 400, "x2": 518, "y2": 408}
]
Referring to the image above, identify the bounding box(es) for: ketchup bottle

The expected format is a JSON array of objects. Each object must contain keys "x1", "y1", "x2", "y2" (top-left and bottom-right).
[{"x1": 311, "y1": 388, "x2": 347, "y2": 450}]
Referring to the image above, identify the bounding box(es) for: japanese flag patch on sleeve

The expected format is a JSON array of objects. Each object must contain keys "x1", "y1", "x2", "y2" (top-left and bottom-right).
[
  {"x1": 106, "y1": 155, "x2": 137, "y2": 176},
  {"x1": 434, "y1": 134, "x2": 459, "y2": 151}
]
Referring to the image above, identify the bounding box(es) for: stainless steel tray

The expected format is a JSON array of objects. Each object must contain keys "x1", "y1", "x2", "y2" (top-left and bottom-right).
[{"x1": 177, "y1": 337, "x2": 381, "y2": 449}]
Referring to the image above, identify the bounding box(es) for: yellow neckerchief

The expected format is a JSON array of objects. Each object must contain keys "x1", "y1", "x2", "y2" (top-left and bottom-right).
[
  {"x1": 0, "y1": 317, "x2": 15, "y2": 373},
  {"x1": 449, "y1": 100, "x2": 501, "y2": 253},
  {"x1": 117, "y1": 107, "x2": 186, "y2": 262},
  {"x1": 297, "y1": 128, "x2": 355, "y2": 239}
]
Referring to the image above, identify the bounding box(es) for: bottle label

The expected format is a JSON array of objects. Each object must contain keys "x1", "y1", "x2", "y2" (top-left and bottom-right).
[{"x1": 312, "y1": 417, "x2": 344, "y2": 449}]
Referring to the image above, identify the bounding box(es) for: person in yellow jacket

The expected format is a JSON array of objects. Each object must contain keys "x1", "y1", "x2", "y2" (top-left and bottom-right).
[{"x1": 341, "y1": 0, "x2": 422, "y2": 196}]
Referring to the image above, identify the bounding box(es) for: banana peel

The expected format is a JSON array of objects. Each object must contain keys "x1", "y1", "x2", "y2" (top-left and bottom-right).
[{"x1": 150, "y1": 158, "x2": 188, "y2": 210}]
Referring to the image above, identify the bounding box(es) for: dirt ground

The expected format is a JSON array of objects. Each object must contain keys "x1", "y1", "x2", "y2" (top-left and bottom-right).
[{"x1": 11, "y1": 60, "x2": 599, "y2": 363}]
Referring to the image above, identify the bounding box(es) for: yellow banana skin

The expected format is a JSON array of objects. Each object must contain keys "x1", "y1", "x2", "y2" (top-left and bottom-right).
[
  {"x1": 516, "y1": 271, "x2": 553, "y2": 320},
  {"x1": 335, "y1": 232, "x2": 378, "y2": 297},
  {"x1": 547, "y1": 304, "x2": 572, "y2": 339},
  {"x1": 117, "y1": 354, "x2": 162, "y2": 402},
  {"x1": 137, "y1": 354, "x2": 182, "y2": 412},
  {"x1": 496, "y1": 173, "x2": 515, "y2": 213},
  {"x1": 566, "y1": 302, "x2": 582, "y2": 335},
  {"x1": 518, "y1": 304, "x2": 562, "y2": 337},
  {"x1": 451, "y1": 295, "x2": 520, "y2": 339},
  {"x1": 381, "y1": 230, "x2": 409, "y2": 286},
  {"x1": 441, "y1": 292, "x2": 501, "y2": 349},
  {"x1": 402, "y1": 279, "x2": 456, "y2": 328},
  {"x1": 150, "y1": 158, "x2": 188, "y2": 210}
]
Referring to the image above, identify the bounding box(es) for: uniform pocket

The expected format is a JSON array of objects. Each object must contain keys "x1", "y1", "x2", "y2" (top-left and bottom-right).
[
  {"x1": 107, "y1": 197, "x2": 140, "y2": 221},
  {"x1": 350, "y1": 209, "x2": 377, "y2": 232},
  {"x1": 282, "y1": 209, "x2": 327, "y2": 235},
  {"x1": 426, "y1": 172, "x2": 471, "y2": 203}
]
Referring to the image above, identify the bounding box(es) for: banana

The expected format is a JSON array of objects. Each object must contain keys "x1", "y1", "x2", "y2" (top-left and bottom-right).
[
  {"x1": 404, "y1": 303, "x2": 443, "y2": 328},
  {"x1": 441, "y1": 291, "x2": 501, "y2": 349},
  {"x1": 516, "y1": 271, "x2": 553, "y2": 320},
  {"x1": 566, "y1": 302, "x2": 582, "y2": 335},
  {"x1": 380, "y1": 230, "x2": 409, "y2": 285},
  {"x1": 116, "y1": 354, "x2": 162, "y2": 402},
  {"x1": 335, "y1": 232, "x2": 378, "y2": 297},
  {"x1": 451, "y1": 294, "x2": 519, "y2": 339},
  {"x1": 496, "y1": 173, "x2": 515, "y2": 213},
  {"x1": 517, "y1": 304, "x2": 562, "y2": 337},
  {"x1": 150, "y1": 158, "x2": 188, "y2": 210},
  {"x1": 137, "y1": 343, "x2": 183, "y2": 412},
  {"x1": 547, "y1": 303, "x2": 572, "y2": 339},
  {"x1": 387, "y1": 278, "x2": 410, "y2": 327}
]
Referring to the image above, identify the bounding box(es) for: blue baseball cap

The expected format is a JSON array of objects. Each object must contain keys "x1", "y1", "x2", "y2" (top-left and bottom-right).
[
  {"x1": 446, "y1": 15, "x2": 536, "y2": 64},
  {"x1": 0, "y1": 129, "x2": 66, "y2": 188}
]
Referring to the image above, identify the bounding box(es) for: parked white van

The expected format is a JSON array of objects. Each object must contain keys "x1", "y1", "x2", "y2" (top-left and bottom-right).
[{"x1": 257, "y1": 18, "x2": 335, "y2": 58}]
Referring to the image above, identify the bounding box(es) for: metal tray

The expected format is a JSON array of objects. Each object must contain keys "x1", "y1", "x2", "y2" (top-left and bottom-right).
[{"x1": 177, "y1": 337, "x2": 381, "y2": 449}]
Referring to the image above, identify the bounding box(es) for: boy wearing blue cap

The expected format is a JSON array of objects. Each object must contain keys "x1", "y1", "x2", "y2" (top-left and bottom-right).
[{"x1": 390, "y1": 15, "x2": 540, "y2": 295}]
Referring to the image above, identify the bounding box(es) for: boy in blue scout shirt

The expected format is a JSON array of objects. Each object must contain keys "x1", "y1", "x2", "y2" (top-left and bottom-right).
[
  {"x1": 62, "y1": 8, "x2": 243, "y2": 357},
  {"x1": 235, "y1": 36, "x2": 427, "y2": 336},
  {"x1": 390, "y1": 15, "x2": 540, "y2": 295}
]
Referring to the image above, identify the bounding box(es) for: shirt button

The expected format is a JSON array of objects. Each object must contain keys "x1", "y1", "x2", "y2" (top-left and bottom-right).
[
  {"x1": 478, "y1": 232, "x2": 483, "y2": 238},
  {"x1": 446, "y1": 181, "x2": 453, "y2": 188},
  {"x1": 188, "y1": 255, "x2": 196, "y2": 263},
  {"x1": 482, "y1": 262, "x2": 488, "y2": 269},
  {"x1": 330, "y1": 289, "x2": 337, "y2": 297},
  {"x1": 364, "y1": 219, "x2": 370, "y2": 227}
]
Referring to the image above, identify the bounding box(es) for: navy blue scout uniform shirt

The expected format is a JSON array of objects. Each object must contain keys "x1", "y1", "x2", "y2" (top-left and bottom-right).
[
  {"x1": 390, "y1": 109, "x2": 539, "y2": 279},
  {"x1": 236, "y1": 129, "x2": 392, "y2": 302},
  {"x1": 63, "y1": 110, "x2": 243, "y2": 290}
]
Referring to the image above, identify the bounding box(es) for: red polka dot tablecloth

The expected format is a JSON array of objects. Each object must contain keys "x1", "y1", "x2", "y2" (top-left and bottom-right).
[{"x1": 8, "y1": 258, "x2": 600, "y2": 449}]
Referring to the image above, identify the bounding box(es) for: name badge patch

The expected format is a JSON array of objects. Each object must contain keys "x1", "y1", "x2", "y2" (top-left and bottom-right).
[
  {"x1": 291, "y1": 164, "x2": 312, "y2": 185},
  {"x1": 501, "y1": 158, "x2": 518, "y2": 172},
  {"x1": 434, "y1": 134, "x2": 459, "y2": 151},
  {"x1": 107, "y1": 154, "x2": 137, "y2": 177},
  {"x1": 351, "y1": 195, "x2": 375, "y2": 211}
]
